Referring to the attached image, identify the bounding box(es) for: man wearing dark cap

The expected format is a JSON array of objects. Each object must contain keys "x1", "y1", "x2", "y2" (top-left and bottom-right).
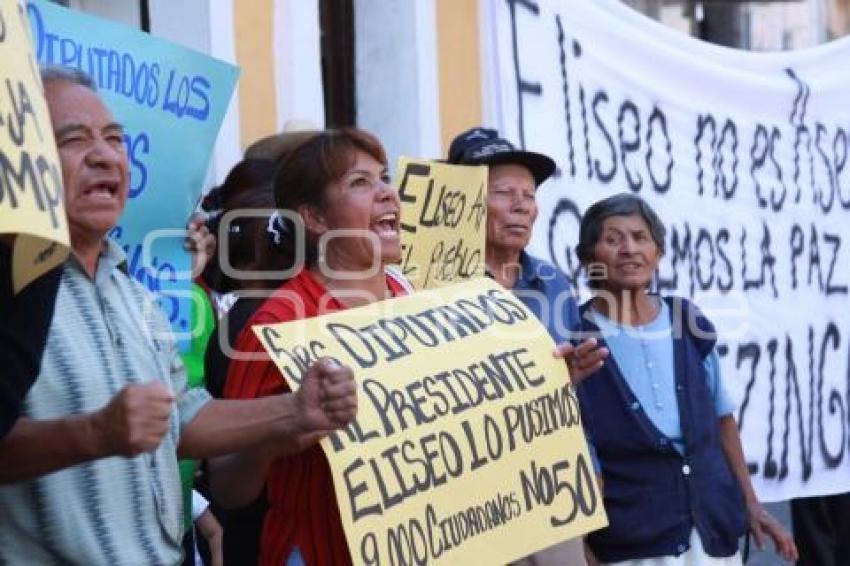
[{"x1": 448, "y1": 126, "x2": 606, "y2": 566}]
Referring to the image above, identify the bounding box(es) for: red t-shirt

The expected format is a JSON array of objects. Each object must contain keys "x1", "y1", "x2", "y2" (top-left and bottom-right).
[{"x1": 224, "y1": 268, "x2": 410, "y2": 566}]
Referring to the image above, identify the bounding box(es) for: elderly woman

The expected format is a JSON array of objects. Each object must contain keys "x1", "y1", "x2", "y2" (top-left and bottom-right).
[
  {"x1": 448, "y1": 127, "x2": 608, "y2": 566},
  {"x1": 209, "y1": 128, "x2": 411, "y2": 565},
  {"x1": 575, "y1": 193, "x2": 797, "y2": 565}
]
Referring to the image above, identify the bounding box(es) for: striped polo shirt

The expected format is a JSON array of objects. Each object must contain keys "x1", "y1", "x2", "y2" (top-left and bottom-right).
[{"x1": 0, "y1": 239, "x2": 210, "y2": 565}]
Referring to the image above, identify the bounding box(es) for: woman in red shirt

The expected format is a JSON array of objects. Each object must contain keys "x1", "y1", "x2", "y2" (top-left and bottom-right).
[{"x1": 212, "y1": 128, "x2": 409, "y2": 565}]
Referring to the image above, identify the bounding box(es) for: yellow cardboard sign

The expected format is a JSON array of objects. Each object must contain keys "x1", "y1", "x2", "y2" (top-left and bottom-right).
[
  {"x1": 255, "y1": 277, "x2": 607, "y2": 565},
  {"x1": 0, "y1": 0, "x2": 68, "y2": 293},
  {"x1": 395, "y1": 158, "x2": 487, "y2": 289}
]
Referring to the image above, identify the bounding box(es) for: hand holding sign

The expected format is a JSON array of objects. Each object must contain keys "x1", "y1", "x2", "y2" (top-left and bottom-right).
[
  {"x1": 553, "y1": 338, "x2": 609, "y2": 385},
  {"x1": 256, "y1": 278, "x2": 607, "y2": 565},
  {"x1": 291, "y1": 357, "x2": 358, "y2": 451},
  {"x1": 184, "y1": 213, "x2": 215, "y2": 278}
]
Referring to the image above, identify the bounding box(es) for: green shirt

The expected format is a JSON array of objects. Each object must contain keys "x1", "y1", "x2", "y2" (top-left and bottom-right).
[{"x1": 178, "y1": 283, "x2": 216, "y2": 531}]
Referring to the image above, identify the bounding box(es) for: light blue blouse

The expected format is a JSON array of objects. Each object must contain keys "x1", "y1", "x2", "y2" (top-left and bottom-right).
[{"x1": 589, "y1": 299, "x2": 735, "y2": 455}]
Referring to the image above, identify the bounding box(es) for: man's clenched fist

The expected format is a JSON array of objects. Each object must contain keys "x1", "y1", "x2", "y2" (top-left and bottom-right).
[
  {"x1": 292, "y1": 358, "x2": 358, "y2": 448},
  {"x1": 91, "y1": 381, "x2": 175, "y2": 457}
]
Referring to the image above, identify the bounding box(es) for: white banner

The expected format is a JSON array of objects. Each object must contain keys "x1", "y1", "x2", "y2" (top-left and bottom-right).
[{"x1": 487, "y1": 0, "x2": 850, "y2": 502}]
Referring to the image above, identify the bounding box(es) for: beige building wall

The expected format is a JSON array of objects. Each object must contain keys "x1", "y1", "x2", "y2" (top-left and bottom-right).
[
  {"x1": 436, "y1": 0, "x2": 482, "y2": 153},
  {"x1": 234, "y1": 0, "x2": 278, "y2": 150}
]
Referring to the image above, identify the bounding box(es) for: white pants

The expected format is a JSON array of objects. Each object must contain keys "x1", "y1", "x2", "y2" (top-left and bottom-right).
[{"x1": 605, "y1": 529, "x2": 742, "y2": 566}]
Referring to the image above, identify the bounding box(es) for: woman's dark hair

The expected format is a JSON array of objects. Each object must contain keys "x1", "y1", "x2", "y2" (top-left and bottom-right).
[
  {"x1": 576, "y1": 193, "x2": 666, "y2": 287},
  {"x1": 201, "y1": 158, "x2": 295, "y2": 292},
  {"x1": 201, "y1": 158, "x2": 276, "y2": 214},
  {"x1": 272, "y1": 128, "x2": 387, "y2": 266}
]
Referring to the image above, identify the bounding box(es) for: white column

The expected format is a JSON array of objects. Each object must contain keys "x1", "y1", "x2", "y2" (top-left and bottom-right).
[
  {"x1": 148, "y1": 0, "x2": 210, "y2": 52},
  {"x1": 478, "y1": 0, "x2": 504, "y2": 133},
  {"x1": 412, "y1": 0, "x2": 441, "y2": 160},
  {"x1": 206, "y1": 0, "x2": 241, "y2": 184},
  {"x1": 354, "y1": 0, "x2": 441, "y2": 168},
  {"x1": 149, "y1": 0, "x2": 241, "y2": 185},
  {"x1": 810, "y1": 0, "x2": 827, "y2": 44},
  {"x1": 67, "y1": 0, "x2": 141, "y2": 27},
  {"x1": 273, "y1": 0, "x2": 326, "y2": 130}
]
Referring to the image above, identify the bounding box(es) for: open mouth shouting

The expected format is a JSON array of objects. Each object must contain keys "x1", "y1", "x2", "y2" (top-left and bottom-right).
[
  {"x1": 81, "y1": 178, "x2": 122, "y2": 205},
  {"x1": 373, "y1": 211, "x2": 400, "y2": 238}
]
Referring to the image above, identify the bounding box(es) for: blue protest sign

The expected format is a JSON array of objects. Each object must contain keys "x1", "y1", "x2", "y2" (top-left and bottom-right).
[{"x1": 27, "y1": 0, "x2": 238, "y2": 346}]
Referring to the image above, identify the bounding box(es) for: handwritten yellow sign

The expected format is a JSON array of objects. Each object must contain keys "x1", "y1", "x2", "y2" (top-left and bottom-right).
[
  {"x1": 255, "y1": 277, "x2": 607, "y2": 565},
  {"x1": 395, "y1": 158, "x2": 487, "y2": 289},
  {"x1": 0, "y1": 0, "x2": 68, "y2": 293}
]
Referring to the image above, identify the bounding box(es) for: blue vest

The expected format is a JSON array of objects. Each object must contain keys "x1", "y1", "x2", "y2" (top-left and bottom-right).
[{"x1": 577, "y1": 296, "x2": 747, "y2": 562}]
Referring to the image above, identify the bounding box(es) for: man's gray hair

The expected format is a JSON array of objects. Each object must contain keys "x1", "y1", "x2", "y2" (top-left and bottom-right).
[{"x1": 40, "y1": 66, "x2": 97, "y2": 91}]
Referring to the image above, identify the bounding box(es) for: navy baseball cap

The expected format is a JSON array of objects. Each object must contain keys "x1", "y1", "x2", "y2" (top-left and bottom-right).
[{"x1": 446, "y1": 127, "x2": 556, "y2": 187}]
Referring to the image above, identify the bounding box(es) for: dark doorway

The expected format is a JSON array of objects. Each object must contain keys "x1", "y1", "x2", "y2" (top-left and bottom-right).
[{"x1": 319, "y1": 0, "x2": 356, "y2": 127}]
